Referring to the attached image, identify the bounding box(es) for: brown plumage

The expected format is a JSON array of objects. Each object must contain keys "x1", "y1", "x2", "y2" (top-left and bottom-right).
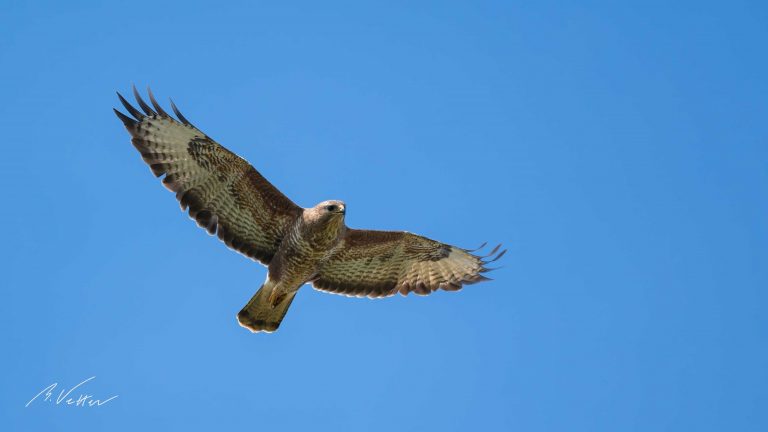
[
  {"x1": 313, "y1": 230, "x2": 505, "y2": 298},
  {"x1": 115, "y1": 86, "x2": 505, "y2": 333}
]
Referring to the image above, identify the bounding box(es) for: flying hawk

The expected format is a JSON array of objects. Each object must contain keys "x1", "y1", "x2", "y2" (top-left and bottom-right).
[{"x1": 115, "y1": 87, "x2": 506, "y2": 333}]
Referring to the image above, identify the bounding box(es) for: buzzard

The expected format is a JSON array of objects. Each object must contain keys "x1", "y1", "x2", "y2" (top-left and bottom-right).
[{"x1": 115, "y1": 87, "x2": 506, "y2": 333}]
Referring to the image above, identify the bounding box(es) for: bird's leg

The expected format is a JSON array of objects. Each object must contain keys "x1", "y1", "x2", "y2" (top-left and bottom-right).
[{"x1": 267, "y1": 289, "x2": 287, "y2": 308}]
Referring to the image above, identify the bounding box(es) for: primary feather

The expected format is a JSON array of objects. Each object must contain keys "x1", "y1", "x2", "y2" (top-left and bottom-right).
[{"x1": 115, "y1": 86, "x2": 301, "y2": 264}]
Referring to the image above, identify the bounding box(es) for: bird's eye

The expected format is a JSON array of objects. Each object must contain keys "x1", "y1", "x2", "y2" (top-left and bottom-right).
[{"x1": 326, "y1": 205, "x2": 337, "y2": 212}]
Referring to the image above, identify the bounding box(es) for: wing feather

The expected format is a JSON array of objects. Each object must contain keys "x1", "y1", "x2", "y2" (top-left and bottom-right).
[
  {"x1": 312, "y1": 229, "x2": 505, "y2": 298},
  {"x1": 115, "y1": 88, "x2": 302, "y2": 265}
]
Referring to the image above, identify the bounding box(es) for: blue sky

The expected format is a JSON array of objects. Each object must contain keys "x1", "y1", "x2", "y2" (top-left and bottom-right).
[{"x1": 1, "y1": 1, "x2": 766, "y2": 430}]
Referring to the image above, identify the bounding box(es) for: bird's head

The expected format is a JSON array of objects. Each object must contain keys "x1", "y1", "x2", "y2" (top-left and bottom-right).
[
  {"x1": 303, "y1": 200, "x2": 347, "y2": 242},
  {"x1": 315, "y1": 200, "x2": 346, "y2": 218},
  {"x1": 305, "y1": 200, "x2": 347, "y2": 225}
]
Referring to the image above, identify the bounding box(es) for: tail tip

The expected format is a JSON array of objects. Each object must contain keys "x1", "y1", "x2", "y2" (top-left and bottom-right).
[{"x1": 237, "y1": 309, "x2": 280, "y2": 333}]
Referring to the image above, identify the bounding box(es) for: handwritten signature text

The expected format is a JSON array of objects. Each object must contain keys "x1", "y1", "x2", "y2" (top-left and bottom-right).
[{"x1": 25, "y1": 376, "x2": 118, "y2": 408}]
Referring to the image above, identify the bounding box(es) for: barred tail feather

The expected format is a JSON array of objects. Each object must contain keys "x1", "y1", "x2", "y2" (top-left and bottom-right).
[{"x1": 237, "y1": 284, "x2": 297, "y2": 333}]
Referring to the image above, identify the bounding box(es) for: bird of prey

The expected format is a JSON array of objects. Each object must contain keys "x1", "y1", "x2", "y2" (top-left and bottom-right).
[{"x1": 115, "y1": 87, "x2": 506, "y2": 333}]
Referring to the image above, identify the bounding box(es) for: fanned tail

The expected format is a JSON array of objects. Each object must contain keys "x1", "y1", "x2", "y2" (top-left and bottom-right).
[{"x1": 237, "y1": 283, "x2": 297, "y2": 333}]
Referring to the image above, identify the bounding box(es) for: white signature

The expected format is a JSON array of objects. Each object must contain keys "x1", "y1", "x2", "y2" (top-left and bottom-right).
[{"x1": 25, "y1": 376, "x2": 118, "y2": 408}]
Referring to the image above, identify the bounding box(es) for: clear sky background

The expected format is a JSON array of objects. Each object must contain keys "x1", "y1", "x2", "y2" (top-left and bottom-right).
[{"x1": 1, "y1": 1, "x2": 766, "y2": 431}]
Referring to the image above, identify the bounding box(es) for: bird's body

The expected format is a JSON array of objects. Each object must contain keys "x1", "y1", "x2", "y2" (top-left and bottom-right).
[
  {"x1": 115, "y1": 87, "x2": 505, "y2": 333},
  {"x1": 238, "y1": 201, "x2": 347, "y2": 331}
]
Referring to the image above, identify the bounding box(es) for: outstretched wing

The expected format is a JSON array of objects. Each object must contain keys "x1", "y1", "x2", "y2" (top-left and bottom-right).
[
  {"x1": 312, "y1": 229, "x2": 506, "y2": 298},
  {"x1": 115, "y1": 86, "x2": 302, "y2": 265}
]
